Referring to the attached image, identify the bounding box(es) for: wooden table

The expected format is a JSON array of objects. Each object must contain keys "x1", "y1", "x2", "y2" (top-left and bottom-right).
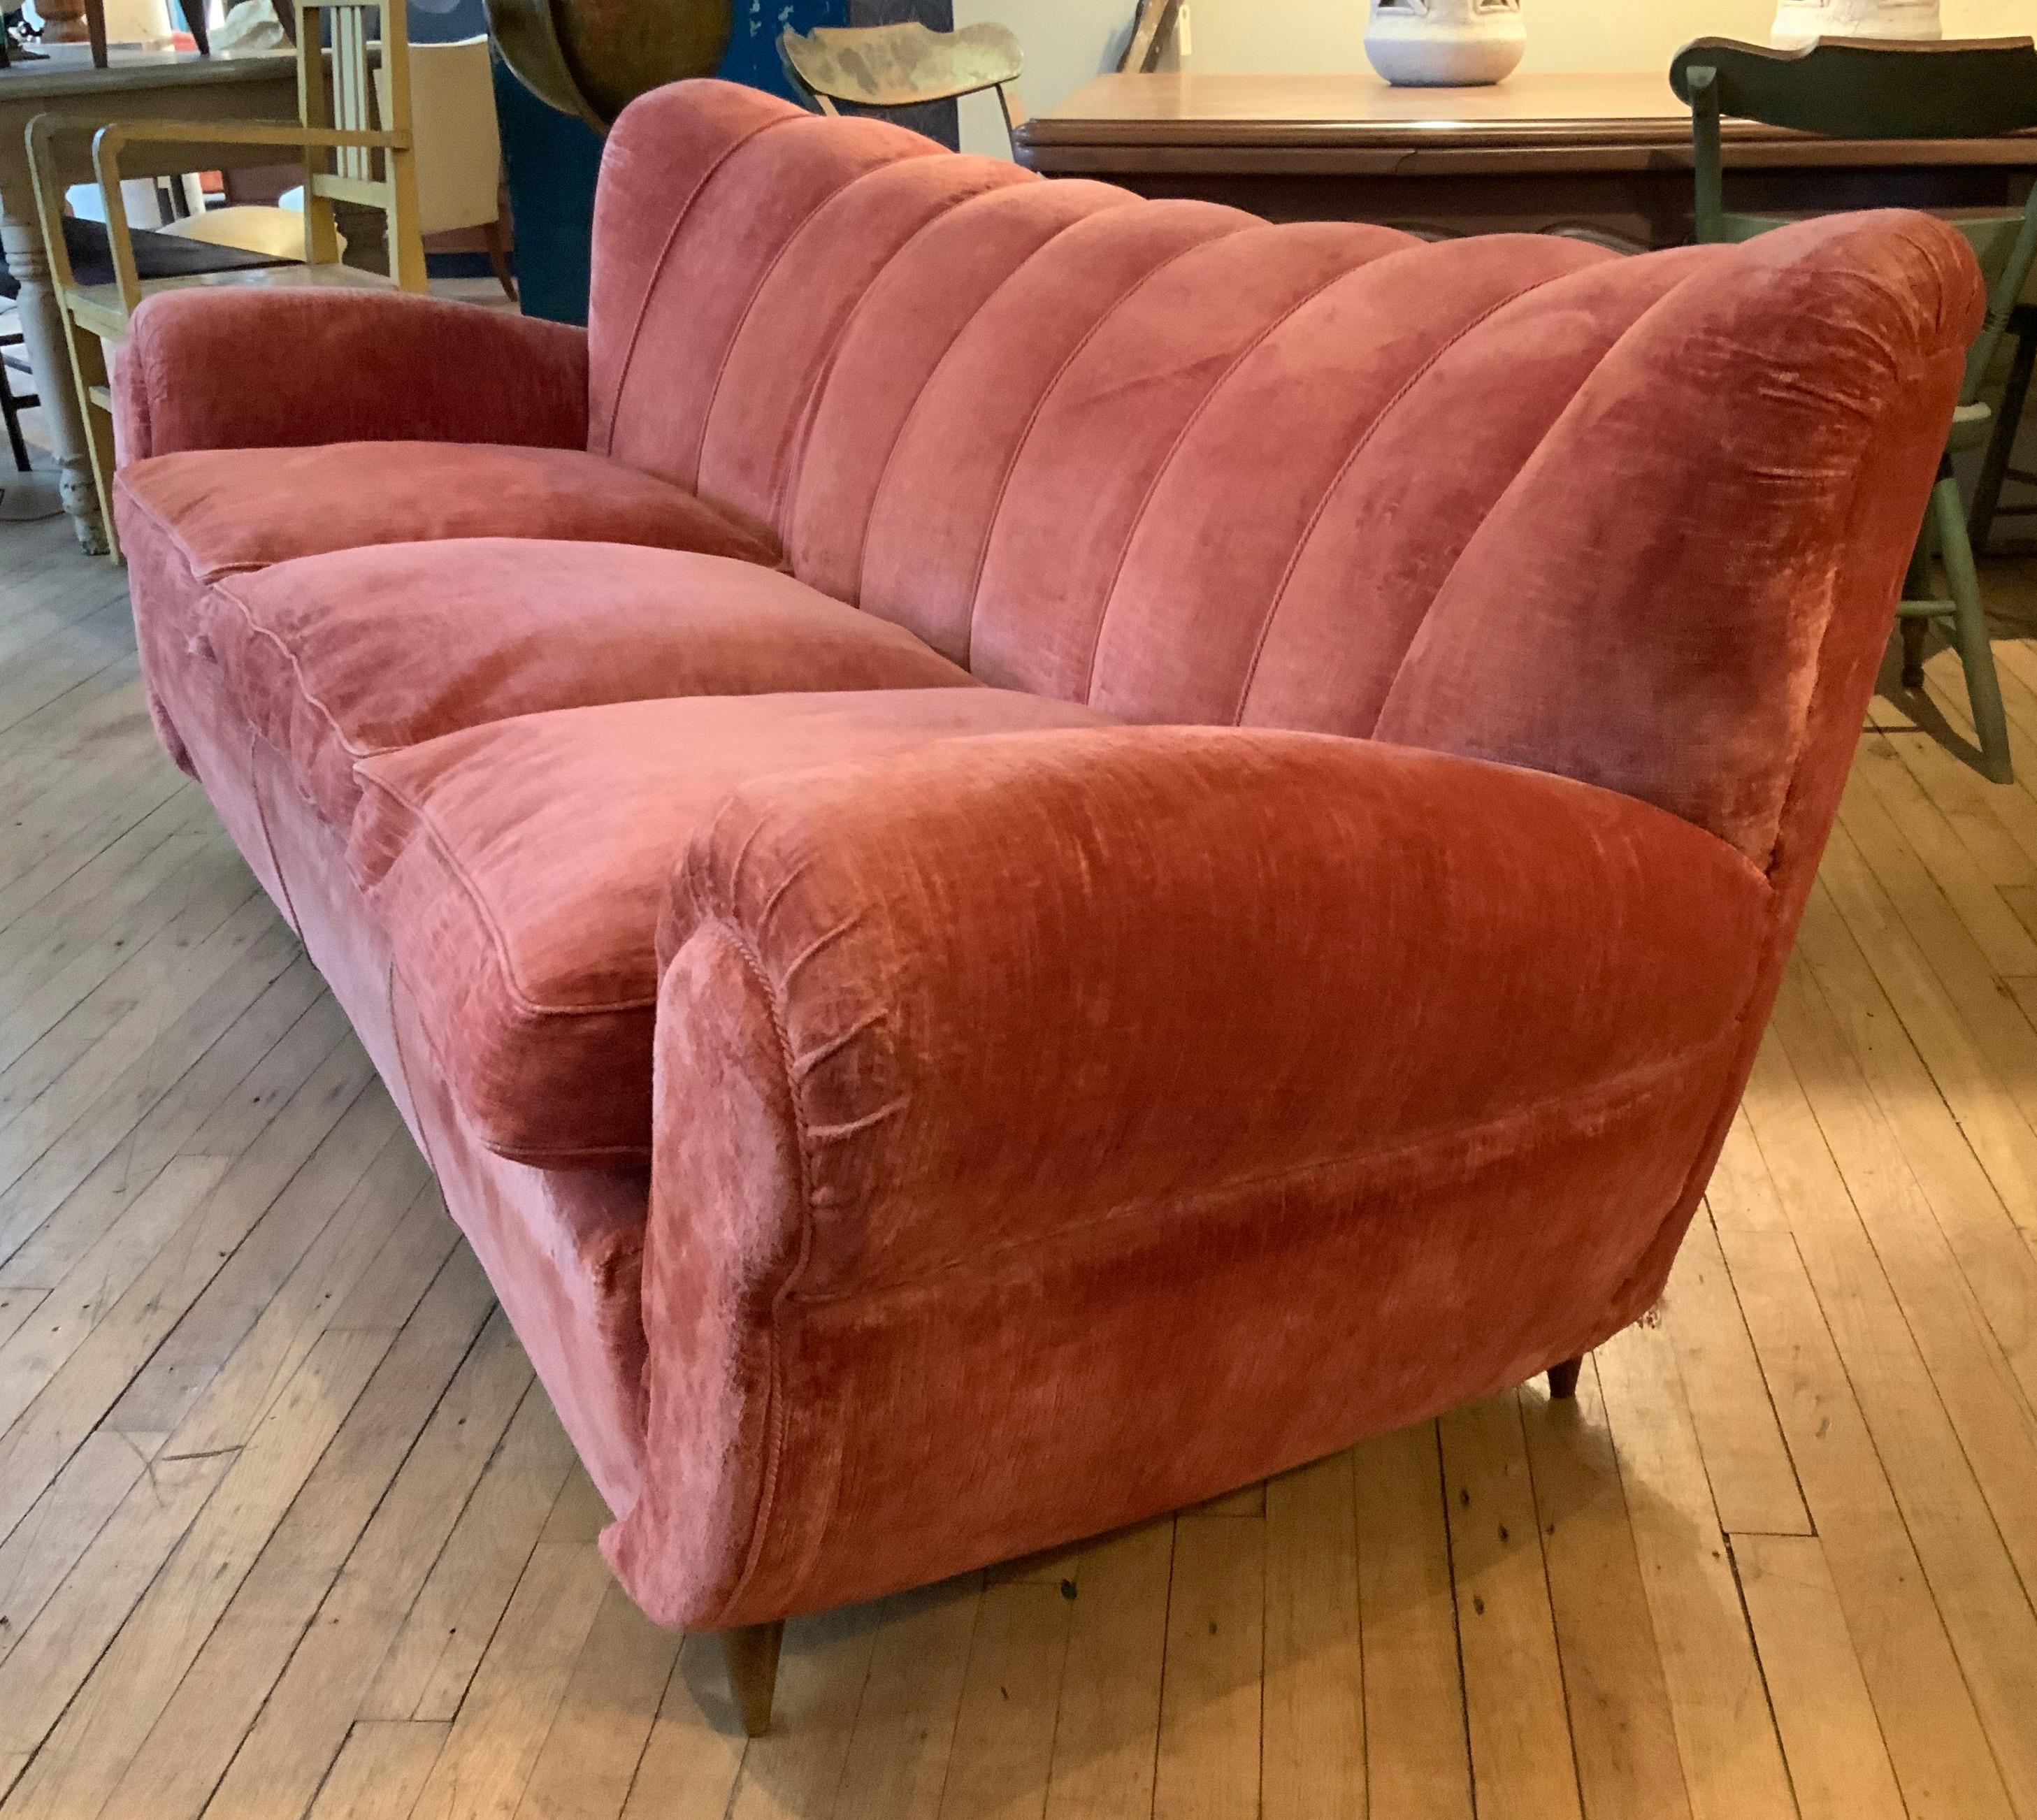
[
  {"x1": 1014, "y1": 71, "x2": 2037, "y2": 249},
  {"x1": 0, "y1": 45, "x2": 301, "y2": 551}
]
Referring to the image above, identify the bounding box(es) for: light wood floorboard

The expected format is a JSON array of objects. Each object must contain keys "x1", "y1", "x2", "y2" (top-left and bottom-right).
[{"x1": 5, "y1": 514, "x2": 2037, "y2": 1817}]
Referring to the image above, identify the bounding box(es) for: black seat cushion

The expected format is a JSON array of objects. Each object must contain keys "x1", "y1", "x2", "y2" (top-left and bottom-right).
[{"x1": 0, "y1": 215, "x2": 288, "y2": 301}]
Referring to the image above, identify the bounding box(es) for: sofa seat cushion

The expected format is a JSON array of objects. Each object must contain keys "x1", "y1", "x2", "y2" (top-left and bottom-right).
[
  {"x1": 115, "y1": 440, "x2": 777, "y2": 585},
  {"x1": 206, "y1": 538, "x2": 977, "y2": 826},
  {"x1": 350, "y1": 689, "x2": 1113, "y2": 1168}
]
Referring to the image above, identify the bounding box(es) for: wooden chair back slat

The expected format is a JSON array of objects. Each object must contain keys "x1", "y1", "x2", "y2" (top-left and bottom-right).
[
  {"x1": 779, "y1": 21, "x2": 1028, "y2": 144},
  {"x1": 1669, "y1": 31, "x2": 2036, "y2": 782},
  {"x1": 1670, "y1": 34, "x2": 2037, "y2": 139},
  {"x1": 290, "y1": 0, "x2": 422, "y2": 275},
  {"x1": 23, "y1": 0, "x2": 426, "y2": 556},
  {"x1": 1674, "y1": 34, "x2": 2037, "y2": 398}
]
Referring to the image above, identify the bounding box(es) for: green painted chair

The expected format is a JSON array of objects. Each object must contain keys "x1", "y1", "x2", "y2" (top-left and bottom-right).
[{"x1": 1670, "y1": 35, "x2": 2037, "y2": 783}]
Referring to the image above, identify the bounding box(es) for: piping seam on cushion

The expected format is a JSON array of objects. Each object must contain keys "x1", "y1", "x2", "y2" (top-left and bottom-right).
[
  {"x1": 112, "y1": 479, "x2": 259, "y2": 586},
  {"x1": 682, "y1": 140, "x2": 948, "y2": 497},
  {"x1": 1072, "y1": 231, "x2": 1421, "y2": 704},
  {"x1": 940, "y1": 217, "x2": 1266, "y2": 670},
  {"x1": 211, "y1": 576, "x2": 387, "y2": 792},
  {"x1": 377, "y1": 946, "x2": 657, "y2": 1167},
  {"x1": 768, "y1": 171, "x2": 1049, "y2": 538},
  {"x1": 845, "y1": 191, "x2": 1174, "y2": 614},
  {"x1": 593, "y1": 111, "x2": 798, "y2": 456},
  {"x1": 352, "y1": 769, "x2": 663, "y2": 1020},
  {"x1": 1228, "y1": 264, "x2": 1590, "y2": 725}
]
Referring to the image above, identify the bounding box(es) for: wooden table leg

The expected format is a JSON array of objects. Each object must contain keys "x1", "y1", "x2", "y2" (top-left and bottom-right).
[
  {"x1": 36, "y1": 0, "x2": 94, "y2": 45},
  {"x1": 717, "y1": 1621, "x2": 784, "y2": 1737},
  {"x1": 0, "y1": 202, "x2": 108, "y2": 554},
  {"x1": 332, "y1": 198, "x2": 389, "y2": 277}
]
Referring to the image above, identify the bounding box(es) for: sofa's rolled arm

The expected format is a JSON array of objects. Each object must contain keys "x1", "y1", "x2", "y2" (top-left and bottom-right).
[
  {"x1": 607, "y1": 726, "x2": 1776, "y2": 1626},
  {"x1": 657, "y1": 725, "x2": 1773, "y2": 1294},
  {"x1": 115, "y1": 288, "x2": 589, "y2": 463}
]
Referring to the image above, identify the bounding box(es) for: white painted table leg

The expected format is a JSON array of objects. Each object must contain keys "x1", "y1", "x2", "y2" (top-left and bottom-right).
[{"x1": 0, "y1": 198, "x2": 108, "y2": 554}]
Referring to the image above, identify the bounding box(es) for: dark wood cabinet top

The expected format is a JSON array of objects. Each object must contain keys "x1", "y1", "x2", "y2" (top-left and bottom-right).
[{"x1": 1014, "y1": 71, "x2": 2037, "y2": 175}]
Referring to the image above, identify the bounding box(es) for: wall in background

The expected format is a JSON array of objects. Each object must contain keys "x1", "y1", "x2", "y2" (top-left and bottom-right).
[
  {"x1": 1186, "y1": 0, "x2": 2037, "y2": 78},
  {"x1": 955, "y1": 0, "x2": 2037, "y2": 152},
  {"x1": 953, "y1": 0, "x2": 1134, "y2": 153}
]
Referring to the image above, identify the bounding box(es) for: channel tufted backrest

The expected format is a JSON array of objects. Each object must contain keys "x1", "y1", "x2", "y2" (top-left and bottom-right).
[
  {"x1": 1373, "y1": 209, "x2": 1979, "y2": 865},
  {"x1": 589, "y1": 82, "x2": 1981, "y2": 870}
]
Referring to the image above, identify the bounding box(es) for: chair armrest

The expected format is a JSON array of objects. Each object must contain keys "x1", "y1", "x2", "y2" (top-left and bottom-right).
[
  {"x1": 28, "y1": 113, "x2": 397, "y2": 310},
  {"x1": 93, "y1": 118, "x2": 398, "y2": 152},
  {"x1": 613, "y1": 725, "x2": 1776, "y2": 1625},
  {"x1": 87, "y1": 119, "x2": 401, "y2": 305},
  {"x1": 653, "y1": 725, "x2": 1773, "y2": 1297},
  {"x1": 114, "y1": 287, "x2": 589, "y2": 461}
]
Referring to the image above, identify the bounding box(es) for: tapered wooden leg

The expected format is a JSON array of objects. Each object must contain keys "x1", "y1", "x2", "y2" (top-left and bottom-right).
[
  {"x1": 718, "y1": 1620, "x2": 784, "y2": 1737},
  {"x1": 1900, "y1": 616, "x2": 1930, "y2": 691},
  {"x1": 482, "y1": 218, "x2": 518, "y2": 303},
  {"x1": 1547, "y1": 1355, "x2": 1583, "y2": 1400},
  {"x1": 1931, "y1": 474, "x2": 2013, "y2": 784}
]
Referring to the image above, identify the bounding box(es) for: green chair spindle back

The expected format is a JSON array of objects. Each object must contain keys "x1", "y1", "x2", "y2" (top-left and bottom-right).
[
  {"x1": 1670, "y1": 36, "x2": 2037, "y2": 401},
  {"x1": 1666, "y1": 33, "x2": 2037, "y2": 783}
]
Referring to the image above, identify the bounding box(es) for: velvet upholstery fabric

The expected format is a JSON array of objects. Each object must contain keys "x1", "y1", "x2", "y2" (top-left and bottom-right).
[
  {"x1": 115, "y1": 289, "x2": 592, "y2": 463},
  {"x1": 113, "y1": 80, "x2": 1985, "y2": 1641},
  {"x1": 590, "y1": 94, "x2": 945, "y2": 490},
  {"x1": 612, "y1": 729, "x2": 1769, "y2": 1623},
  {"x1": 1373, "y1": 211, "x2": 1980, "y2": 864},
  {"x1": 117, "y1": 443, "x2": 777, "y2": 586},
  {"x1": 349, "y1": 691, "x2": 1110, "y2": 1167},
  {"x1": 118, "y1": 476, "x2": 231, "y2": 783},
  {"x1": 847, "y1": 198, "x2": 1267, "y2": 663},
  {"x1": 206, "y1": 540, "x2": 973, "y2": 825},
  {"x1": 783, "y1": 175, "x2": 1147, "y2": 601},
  {"x1": 127, "y1": 600, "x2": 652, "y2": 1508}
]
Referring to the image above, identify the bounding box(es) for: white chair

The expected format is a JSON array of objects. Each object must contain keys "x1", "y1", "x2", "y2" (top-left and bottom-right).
[
  {"x1": 388, "y1": 38, "x2": 512, "y2": 300},
  {"x1": 159, "y1": 201, "x2": 347, "y2": 261}
]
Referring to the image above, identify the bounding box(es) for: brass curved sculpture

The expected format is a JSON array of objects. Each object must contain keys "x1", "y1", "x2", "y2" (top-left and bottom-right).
[{"x1": 487, "y1": 0, "x2": 733, "y2": 129}]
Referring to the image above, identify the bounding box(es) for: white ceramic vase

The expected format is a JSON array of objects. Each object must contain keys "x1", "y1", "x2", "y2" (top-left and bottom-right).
[
  {"x1": 1365, "y1": 0, "x2": 1527, "y2": 87},
  {"x1": 1770, "y1": 0, "x2": 1942, "y2": 48}
]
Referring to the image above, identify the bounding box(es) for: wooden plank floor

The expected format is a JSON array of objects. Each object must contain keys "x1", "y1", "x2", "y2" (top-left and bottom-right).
[{"x1": 4, "y1": 507, "x2": 2037, "y2": 1820}]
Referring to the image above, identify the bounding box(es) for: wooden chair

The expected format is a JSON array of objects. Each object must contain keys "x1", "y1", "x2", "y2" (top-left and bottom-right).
[
  {"x1": 22, "y1": 0, "x2": 210, "y2": 68},
  {"x1": 1121, "y1": 0, "x2": 1183, "y2": 73},
  {"x1": 778, "y1": 20, "x2": 1027, "y2": 153},
  {"x1": 0, "y1": 285, "x2": 35, "y2": 475},
  {"x1": 1968, "y1": 298, "x2": 2037, "y2": 554},
  {"x1": 1671, "y1": 35, "x2": 2037, "y2": 783},
  {"x1": 27, "y1": 0, "x2": 426, "y2": 558},
  {"x1": 387, "y1": 36, "x2": 514, "y2": 301}
]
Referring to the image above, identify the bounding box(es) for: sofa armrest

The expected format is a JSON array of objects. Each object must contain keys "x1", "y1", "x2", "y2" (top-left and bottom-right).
[
  {"x1": 607, "y1": 726, "x2": 1775, "y2": 1626},
  {"x1": 655, "y1": 725, "x2": 1771, "y2": 1294},
  {"x1": 114, "y1": 288, "x2": 589, "y2": 463}
]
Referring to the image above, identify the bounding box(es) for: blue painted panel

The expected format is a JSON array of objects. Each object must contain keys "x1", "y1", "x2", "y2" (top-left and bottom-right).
[
  {"x1": 408, "y1": 0, "x2": 490, "y2": 41},
  {"x1": 494, "y1": 53, "x2": 603, "y2": 324},
  {"x1": 496, "y1": 0, "x2": 972, "y2": 324},
  {"x1": 721, "y1": 0, "x2": 845, "y2": 103}
]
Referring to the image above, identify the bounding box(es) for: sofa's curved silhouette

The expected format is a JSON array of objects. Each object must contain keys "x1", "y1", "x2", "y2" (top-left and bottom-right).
[{"x1": 112, "y1": 78, "x2": 1980, "y2": 1731}]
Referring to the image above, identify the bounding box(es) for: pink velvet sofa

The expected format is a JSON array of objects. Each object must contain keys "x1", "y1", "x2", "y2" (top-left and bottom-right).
[{"x1": 114, "y1": 78, "x2": 1978, "y2": 1731}]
